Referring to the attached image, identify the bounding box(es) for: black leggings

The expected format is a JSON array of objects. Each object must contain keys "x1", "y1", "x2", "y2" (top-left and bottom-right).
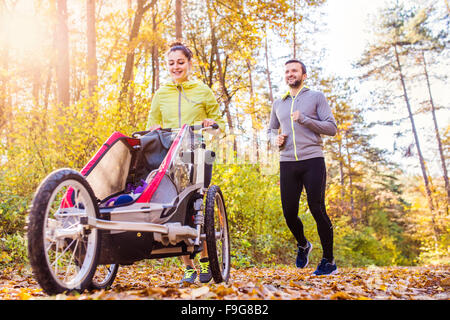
[{"x1": 280, "y1": 157, "x2": 333, "y2": 261}]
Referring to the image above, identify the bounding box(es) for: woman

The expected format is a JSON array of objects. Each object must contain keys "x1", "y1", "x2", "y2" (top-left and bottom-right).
[{"x1": 146, "y1": 42, "x2": 225, "y2": 285}]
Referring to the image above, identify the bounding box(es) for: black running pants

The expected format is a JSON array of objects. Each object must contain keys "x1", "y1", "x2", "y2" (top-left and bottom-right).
[{"x1": 279, "y1": 157, "x2": 334, "y2": 261}]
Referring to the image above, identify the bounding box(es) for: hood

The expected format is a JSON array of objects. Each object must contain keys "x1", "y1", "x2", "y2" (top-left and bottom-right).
[
  {"x1": 282, "y1": 86, "x2": 310, "y2": 100},
  {"x1": 163, "y1": 79, "x2": 203, "y2": 90}
]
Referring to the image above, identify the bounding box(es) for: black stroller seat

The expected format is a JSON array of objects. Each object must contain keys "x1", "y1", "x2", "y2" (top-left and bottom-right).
[{"x1": 132, "y1": 130, "x2": 174, "y2": 183}]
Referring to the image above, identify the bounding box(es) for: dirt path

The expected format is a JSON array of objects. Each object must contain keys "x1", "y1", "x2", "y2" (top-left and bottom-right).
[{"x1": 1, "y1": 264, "x2": 448, "y2": 300}]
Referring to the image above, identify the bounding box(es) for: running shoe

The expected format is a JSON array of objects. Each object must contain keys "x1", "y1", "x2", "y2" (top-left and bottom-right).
[
  {"x1": 199, "y1": 257, "x2": 213, "y2": 283},
  {"x1": 313, "y1": 258, "x2": 338, "y2": 275},
  {"x1": 296, "y1": 241, "x2": 313, "y2": 268},
  {"x1": 180, "y1": 265, "x2": 197, "y2": 285}
]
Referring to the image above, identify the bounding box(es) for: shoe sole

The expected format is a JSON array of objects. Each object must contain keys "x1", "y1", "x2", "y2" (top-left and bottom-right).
[
  {"x1": 312, "y1": 268, "x2": 338, "y2": 276},
  {"x1": 199, "y1": 277, "x2": 212, "y2": 283}
]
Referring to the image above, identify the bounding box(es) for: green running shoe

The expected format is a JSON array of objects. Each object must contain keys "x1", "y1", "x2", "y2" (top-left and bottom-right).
[
  {"x1": 199, "y1": 258, "x2": 212, "y2": 283},
  {"x1": 180, "y1": 265, "x2": 197, "y2": 285}
]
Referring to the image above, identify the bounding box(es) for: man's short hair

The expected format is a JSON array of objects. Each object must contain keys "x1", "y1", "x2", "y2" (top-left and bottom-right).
[{"x1": 285, "y1": 59, "x2": 307, "y2": 74}]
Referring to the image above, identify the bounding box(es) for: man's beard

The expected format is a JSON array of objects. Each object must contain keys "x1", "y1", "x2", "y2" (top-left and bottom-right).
[{"x1": 288, "y1": 78, "x2": 303, "y2": 88}]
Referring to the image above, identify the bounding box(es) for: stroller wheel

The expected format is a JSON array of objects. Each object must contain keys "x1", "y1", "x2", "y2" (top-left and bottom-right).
[
  {"x1": 90, "y1": 264, "x2": 119, "y2": 290},
  {"x1": 204, "y1": 185, "x2": 230, "y2": 283},
  {"x1": 27, "y1": 169, "x2": 101, "y2": 295}
]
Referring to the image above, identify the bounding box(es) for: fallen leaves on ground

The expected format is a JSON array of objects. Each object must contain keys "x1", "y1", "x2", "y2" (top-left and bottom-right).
[{"x1": 0, "y1": 264, "x2": 448, "y2": 300}]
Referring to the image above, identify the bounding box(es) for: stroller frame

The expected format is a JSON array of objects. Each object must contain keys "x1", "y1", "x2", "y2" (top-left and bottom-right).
[{"x1": 27, "y1": 124, "x2": 230, "y2": 294}]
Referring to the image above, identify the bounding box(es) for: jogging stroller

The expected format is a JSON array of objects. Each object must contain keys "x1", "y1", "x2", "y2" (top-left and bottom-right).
[{"x1": 27, "y1": 124, "x2": 230, "y2": 295}]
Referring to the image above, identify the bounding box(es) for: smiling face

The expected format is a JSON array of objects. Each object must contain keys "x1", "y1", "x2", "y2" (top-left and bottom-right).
[
  {"x1": 285, "y1": 62, "x2": 307, "y2": 88},
  {"x1": 167, "y1": 50, "x2": 192, "y2": 83}
]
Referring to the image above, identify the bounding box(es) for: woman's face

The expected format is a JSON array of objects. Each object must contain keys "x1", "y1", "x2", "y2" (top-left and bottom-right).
[{"x1": 167, "y1": 50, "x2": 191, "y2": 83}]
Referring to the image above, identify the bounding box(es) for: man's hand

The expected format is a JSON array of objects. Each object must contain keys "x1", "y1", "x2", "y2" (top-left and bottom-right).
[
  {"x1": 277, "y1": 134, "x2": 287, "y2": 147},
  {"x1": 291, "y1": 111, "x2": 304, "y2": 123}
]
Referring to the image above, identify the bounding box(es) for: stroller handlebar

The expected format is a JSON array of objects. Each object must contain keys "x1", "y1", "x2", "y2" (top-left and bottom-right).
[
  {"x1": 191, "y1": 123, "x2": 219, "y2": 131},
  {"x1": 132, "y1": 123, "x2": 219, "y2": 138}
]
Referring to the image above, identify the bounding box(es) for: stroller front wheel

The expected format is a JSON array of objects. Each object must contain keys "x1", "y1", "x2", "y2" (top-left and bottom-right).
[
  {"x1": 27, "y1": 169, "x2": 101, "y2": 295},
  {"x1": 204, "y1": 185, "x2": 230, "y2": 283}
]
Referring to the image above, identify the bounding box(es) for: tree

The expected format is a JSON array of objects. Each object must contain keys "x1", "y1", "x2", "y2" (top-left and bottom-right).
[
  {"x1": 402, "y1": 6, "x2": 449, "y2": 213},
  {"x1": 150, "y1": 4, "x2": 161, "y2": 93},
  {"x1": 264, "y1": 28, "x2": 274, "y2": 104},
  {"x1": 0, "y1": 0, "x2": 11, "y2": 134},
  {"x1": 119, "y1": 0, "x2": 157, "y2": 105},
  {"x1": 420, "y1": 49, "x2": 449, "y2": 212},
  {"x1": 358, "y1": 4, "x2": 443, "y2": 246},
  {"x1": 86, "y1": 0, "x2": 98, "y2": 99},
  {"x1": 204, "y1": 0, "x2": 235, "y2": 134},
  {"x1": 288, "y1": 0, "x2": 326, "y2": 59},
  {"x1": 175, "y1": 0, "x2": 182, "y2": 41},
  {"x1": 55, "y1": 0, "x2": 70, "y2": 109},
  {"x1": 324, "y1": 78, "x2": 386, "y2": 225}
]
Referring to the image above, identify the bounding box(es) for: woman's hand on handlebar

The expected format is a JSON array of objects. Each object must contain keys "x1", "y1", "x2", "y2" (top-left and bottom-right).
[
  {"x1": 202, "y1": 119, "x2": 217, "y2": 128},
  {"x1": 148, "y1": 124, "x2": 161, "y2": 131}
]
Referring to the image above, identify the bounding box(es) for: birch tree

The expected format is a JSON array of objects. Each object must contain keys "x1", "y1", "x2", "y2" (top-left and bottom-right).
[{"x1": 358, "y1": 4, "x2": 442, "y2": 243}]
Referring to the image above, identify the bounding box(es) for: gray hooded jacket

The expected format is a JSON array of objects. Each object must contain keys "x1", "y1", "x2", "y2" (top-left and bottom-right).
[{"x1": 268, "y1": 87, "x2": 337, "y2": 162}]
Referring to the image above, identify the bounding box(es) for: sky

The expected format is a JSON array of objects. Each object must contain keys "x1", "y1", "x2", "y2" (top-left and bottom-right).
[
  {"x1": 318, "y1": 0, "x2": 388, "y2": 77},
  {"x1": 312, "y1": 0, "x2": 449, "y2": 176}
]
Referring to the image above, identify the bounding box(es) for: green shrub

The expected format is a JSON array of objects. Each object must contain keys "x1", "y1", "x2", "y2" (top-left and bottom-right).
[{"x1": 0, "y1": 232, "x2": 28, "y2": 266}]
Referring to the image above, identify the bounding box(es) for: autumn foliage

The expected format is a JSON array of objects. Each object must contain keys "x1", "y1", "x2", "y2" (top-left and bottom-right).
[
  {"x1": 1, "y1": 262, "x2": 448, "y2": 300},
  {"x1": 0, "y1": 0, "x2": 448, "y2": 301}
]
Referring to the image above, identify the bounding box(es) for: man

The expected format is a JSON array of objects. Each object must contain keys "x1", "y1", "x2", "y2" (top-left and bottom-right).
[{"x1": 268, "y1": 59, "x2": 338, "y2": 275}]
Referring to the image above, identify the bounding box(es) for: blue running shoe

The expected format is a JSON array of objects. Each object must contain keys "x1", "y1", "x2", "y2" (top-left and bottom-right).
[
  {"x1": 313, "y1": 258, "x2": 338, "y2": 275},
  {"x1": 180, "y1": 266, "x2": 197, "y2": 285},
  {"x1": 296, "y1": 241, "x2": 313, "y2": 268}
]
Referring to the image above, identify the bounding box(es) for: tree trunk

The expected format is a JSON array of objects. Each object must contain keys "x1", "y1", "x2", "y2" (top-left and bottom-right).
[
  {"x1": 206, "y1": 0, "x2": 232, "y2": 136},
  {"x1": 394, "y1": 44, "x2": 434, "y2": 211},
  {"x1": 247, "y1": 60, "x2": 259, "y2": 163},
  {"x1": 338, "y1": 140, "x2": 345, "y2": 198},
  {"x1": 206, "y1": 0, "x2": 234, "y2": 143},
  {"x1": 42, "y1": 66, "x2": 52, "y2": 132},
  {"x1": 338, "y1": 149, "x2": 346, "y2": 216},
  {"x1": 151, "y1": 6, "x2": 160, "y2": 93},
  {"x1": 175, "y1": 0, "x2": 182, "y2": 41},
  {"x1": 292, "y1": 0, "x2": 297, "y2": 59},
  {"x1": 86, "y1": 0, "x2": 98, "y2": 98},
  {"x1": 264, "y1": 34, "x2": 274, "y2": 104},
  {"x1": 394, "y1": 44, "x2": 441, "y2": 243},
  {"x1": 422, "y1": 49, "x2": 449, "y2": 213},
  {"x1": 345, "y1": 134, "x2": 356, "y2": 225},
  {"x1": 0, "y1": 15, "x2": 9, "y2": 133},
  {"x1": 119, "y1": 0, "x2": 156, "y2": 104},
  {"x1": 32, "y1": 66, "x2": 41, "y2": 107},
  {"x1": 55, "y1": 0, "x2": 70, "y2": 109}
]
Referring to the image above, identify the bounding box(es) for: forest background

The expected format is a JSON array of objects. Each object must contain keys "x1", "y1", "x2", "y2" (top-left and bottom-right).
[{"x1": 0, "y1": 0, "x2": 448, "y2": 271}]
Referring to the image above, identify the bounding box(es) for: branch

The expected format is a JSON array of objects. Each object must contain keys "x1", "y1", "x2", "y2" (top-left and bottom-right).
[{"x1": 142, "y1": 0, "x2": 158, "y2": 12}]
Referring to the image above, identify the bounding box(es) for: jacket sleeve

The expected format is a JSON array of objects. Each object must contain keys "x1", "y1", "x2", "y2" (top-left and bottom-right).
[
  {"x1": 268, "y1": 102, "x2": 280, "y2": 130},
  {"x1": 267, "y1": 102, "x2": 280, "y2": 146},
  {"x1": 146, "y1": 92, "x2": 162, "y2": 130},
  {"x1": 297, "y1": 93, "x2": 337, "y2": 136},
  {"x1": 204, "y1": 87, "x2": 226, "y2": 130}
]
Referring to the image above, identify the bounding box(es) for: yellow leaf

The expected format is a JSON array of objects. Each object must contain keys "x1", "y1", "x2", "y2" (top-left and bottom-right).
[
  {"x1": 379, "y1": 284, "x2": 387, "y2": 291},
  {"x1": 330, "y1": 291, "x2": 353, "y2": 300},
  {"x1": 18, "y1": 289, "x2": 31, "y2": 300}
]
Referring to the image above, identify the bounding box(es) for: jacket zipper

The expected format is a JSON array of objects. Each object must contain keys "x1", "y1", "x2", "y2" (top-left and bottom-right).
[
  {"x1": 290, "y1": 87, "x2": 303, "y2": 161},
  {"x1": 177, "y1": 85, "x2": 182, "y2": 127}
]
